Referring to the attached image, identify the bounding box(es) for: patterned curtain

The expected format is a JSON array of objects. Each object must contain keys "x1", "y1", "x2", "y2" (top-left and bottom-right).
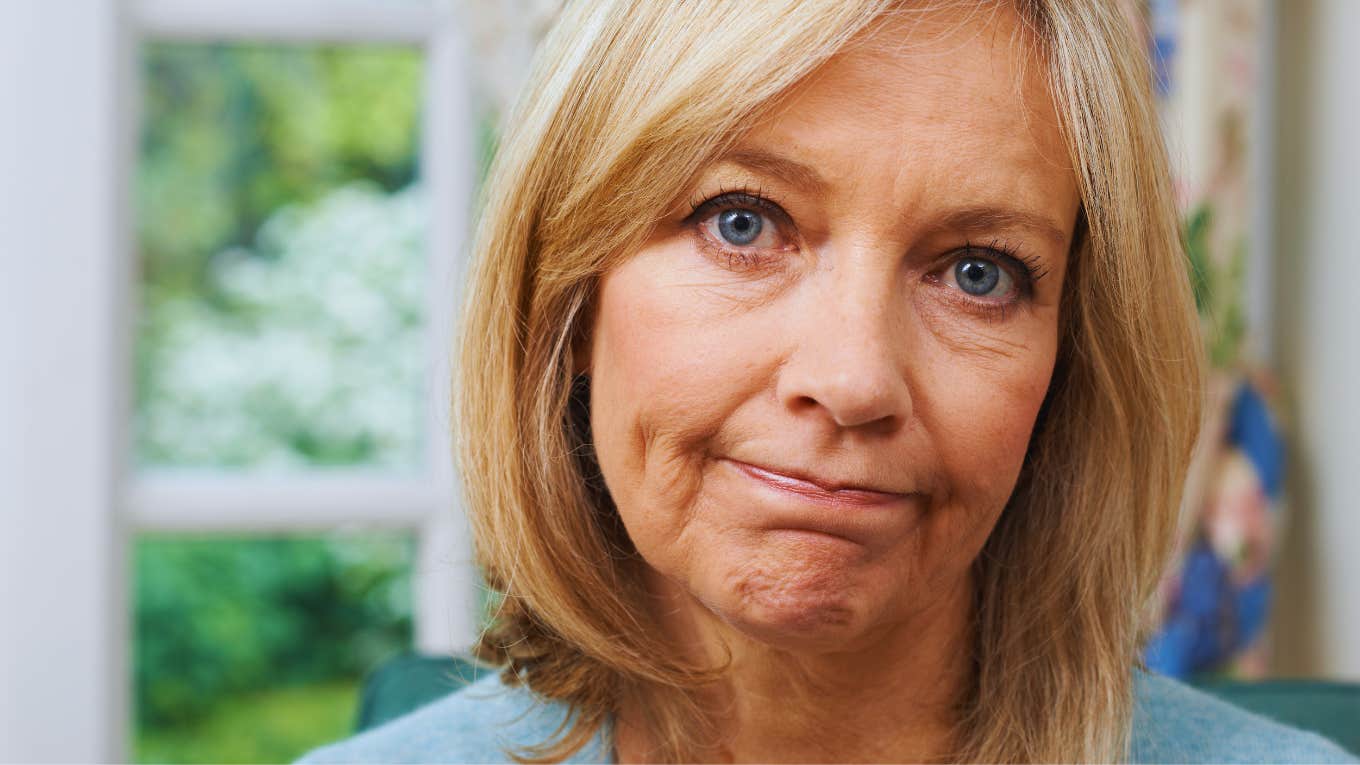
[{"x1": 1137, "y1": 0, "x2": 1283, "y2": 679}]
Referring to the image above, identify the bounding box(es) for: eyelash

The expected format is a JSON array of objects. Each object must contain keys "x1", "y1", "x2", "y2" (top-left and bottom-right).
[
  {"x1": 684, "y1": 186, "x2": 1046, "y2": 317},
  {"x1": 684, "y1": 184, "x2": 793, "y2": 271},
  {"x1": 951, "y1": 238, "x2": 1048, "y2": 306}
]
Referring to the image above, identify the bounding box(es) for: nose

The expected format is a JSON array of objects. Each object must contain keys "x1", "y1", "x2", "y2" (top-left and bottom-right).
[{"x1": 775, "y1": 273, "x2": 914, "y2": 432}]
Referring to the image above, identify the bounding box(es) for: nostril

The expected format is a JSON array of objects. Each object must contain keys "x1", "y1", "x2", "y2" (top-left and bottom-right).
[
  {"x1": 780, "y1": 371, "x2": 911, "y2": 432},
  {"x1": 830, "y1": 403, "x2": 902, "y2": 432}
]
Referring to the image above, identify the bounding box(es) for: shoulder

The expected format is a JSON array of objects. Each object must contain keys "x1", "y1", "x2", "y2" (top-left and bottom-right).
[
  {"x1": 294, "y1": 670, "x2": 611, "y2": 764},
  {"x1": 1131, "y1": 671, "x2": 1356, "y2": 764}
]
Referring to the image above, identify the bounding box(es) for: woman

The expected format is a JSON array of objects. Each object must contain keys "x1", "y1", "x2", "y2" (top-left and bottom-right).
[{"x1": 303, "y1": 0, "x2": 1354, "y2": 762}]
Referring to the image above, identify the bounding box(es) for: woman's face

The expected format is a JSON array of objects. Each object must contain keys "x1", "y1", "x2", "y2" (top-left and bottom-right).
[{"x1": 585, "y1": 6, "x2": 1080, "y2": 652}]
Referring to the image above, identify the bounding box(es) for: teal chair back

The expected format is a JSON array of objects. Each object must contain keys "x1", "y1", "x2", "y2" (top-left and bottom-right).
[
  {"x1": 354, "y1": 654, "x2": 485, "y2": 731},
  {"x1": 1192, "y1": 678, "x2": 1359, "y2": 756},
  {"x1": 356, "y1": 654, "x2": 1360, "y2": 756}
]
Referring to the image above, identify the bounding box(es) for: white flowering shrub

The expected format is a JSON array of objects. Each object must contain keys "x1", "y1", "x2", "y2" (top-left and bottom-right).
[{"x1": 136, "y1": 182, "x2": 427, "y2": 470}]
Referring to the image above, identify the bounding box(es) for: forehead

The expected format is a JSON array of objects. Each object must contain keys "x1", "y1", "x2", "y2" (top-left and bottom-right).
[{"x1": 736, "y1": 3, "x2": 1075, "y2": 223}]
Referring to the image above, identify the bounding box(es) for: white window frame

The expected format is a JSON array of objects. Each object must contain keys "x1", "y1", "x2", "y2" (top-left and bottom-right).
[{"x1": 1, "y1": 1, "x2": 477, "y2": 761}]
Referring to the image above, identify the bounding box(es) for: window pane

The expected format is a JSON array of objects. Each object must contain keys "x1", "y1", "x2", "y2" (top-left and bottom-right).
[
  {"x1": 135, "y1": 43, "x2": 427, "y2": 472},
  {"x1": 132, "y1": 533, "x2": 415, "y2": 764}
]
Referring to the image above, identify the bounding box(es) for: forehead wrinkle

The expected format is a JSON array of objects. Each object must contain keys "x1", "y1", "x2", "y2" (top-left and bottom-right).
[{"x1": 696, "y1": 1, "x2": 1073, "y2": 250}]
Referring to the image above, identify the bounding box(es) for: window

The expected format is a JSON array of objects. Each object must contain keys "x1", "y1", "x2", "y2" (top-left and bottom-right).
[
  {"x1": 135, "y1": 43, "x2": 428, "y2": 474},
  {"x1": 0, "y1": 2, "x2": 478, "y2": 761}
]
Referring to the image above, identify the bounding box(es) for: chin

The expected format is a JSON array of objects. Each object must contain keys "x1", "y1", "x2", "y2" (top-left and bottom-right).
[{"x1": 704, "y1": 536, "x2": 885, "y2": 651}]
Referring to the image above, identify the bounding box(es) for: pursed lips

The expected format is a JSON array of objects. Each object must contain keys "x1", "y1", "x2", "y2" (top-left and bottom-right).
[{"x1": 723, "y1": 457, "x2": 911, "y2": 508}]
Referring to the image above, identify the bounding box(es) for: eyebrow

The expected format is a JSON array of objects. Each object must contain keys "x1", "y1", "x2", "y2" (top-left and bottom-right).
[
  {"x1": 719, "y1": 148, "x2": 829, "y2": 196},
  {"x1": 934, "y1": 206, "x2": 1070, "y2": 249},
  {"x1": 714, "y1": 148, "x2": 1070, "y2": 248}
]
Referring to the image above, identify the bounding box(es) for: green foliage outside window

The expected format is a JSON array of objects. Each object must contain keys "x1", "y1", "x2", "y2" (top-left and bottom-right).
[
  {"x1": 134, "y1": 43, "x2": 427, "y2": 763},
  {"x1": 134, "y1": 536, "x2": 414, "y2": 763},
  {"x1": 135, "y1": 43, "x2": 426, "y2": 471}
]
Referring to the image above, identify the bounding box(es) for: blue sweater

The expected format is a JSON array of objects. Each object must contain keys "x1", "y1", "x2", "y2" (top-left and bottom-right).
[{"x1": 298, "y1": 670, "x2": 1355, "y2": 763}]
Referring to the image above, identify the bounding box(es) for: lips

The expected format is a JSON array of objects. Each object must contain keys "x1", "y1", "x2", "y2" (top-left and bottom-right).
[{"x1": 726, "y1": 458, "x2": 908, "y2": 508}]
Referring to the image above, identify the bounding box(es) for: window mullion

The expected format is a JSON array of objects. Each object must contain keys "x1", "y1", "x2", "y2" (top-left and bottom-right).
[
  {"x1": 414, "y1": 7, "x2": 479, "y2": 655},
  {"x1": 134, "y1": 0, "x2": 439, "y2": 44},
  {"x1": 124, "y1": 474, "x2": 441, "y2": 532}
]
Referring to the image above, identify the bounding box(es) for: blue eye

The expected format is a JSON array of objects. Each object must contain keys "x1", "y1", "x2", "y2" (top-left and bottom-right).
[
  {"x1": 688, "y1": 190, "x2": 795, "y2": 260},
  {"x1": 952, "y1": 256, "x2": 1012, "y2": 297},
  {"x1": 717, "y1": 209, "x2": 763, "y2": 246}
]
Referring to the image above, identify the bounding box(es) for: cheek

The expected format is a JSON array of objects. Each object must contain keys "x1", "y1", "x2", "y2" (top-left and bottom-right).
[
  {"x1": 585, "y1": 248, "x2": 765, "y2": 563},
  {"x1": 918, "y1": 329, "x2": 1056, "y2": 513},
  {"x1": 886, "y1": 332, "x2": 1056, "y2": 606}
]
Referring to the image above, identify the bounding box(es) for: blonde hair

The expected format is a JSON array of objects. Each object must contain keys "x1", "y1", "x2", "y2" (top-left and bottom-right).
[{"x1": 456, "y1": 0, "x2": 1204, "y2": 761}]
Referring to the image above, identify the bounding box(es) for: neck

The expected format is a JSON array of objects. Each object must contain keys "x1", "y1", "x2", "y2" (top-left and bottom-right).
[{"x1": 613, "y1": 571, "x2": 975, "y2": 763}]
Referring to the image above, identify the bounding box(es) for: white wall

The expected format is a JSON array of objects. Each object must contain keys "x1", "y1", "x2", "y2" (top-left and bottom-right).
[
  {"x1": 1270, "y1": 0, "x2": 1360, "y2": 680},
  {"x1": 0, "y1": 1, "x2": 132, "y2": 761}
]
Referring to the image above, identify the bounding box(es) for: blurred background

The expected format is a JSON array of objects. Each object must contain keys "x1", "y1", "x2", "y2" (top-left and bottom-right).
[{"x1": 1, "y1": 0, "x2": 1356, "y2": 762}]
